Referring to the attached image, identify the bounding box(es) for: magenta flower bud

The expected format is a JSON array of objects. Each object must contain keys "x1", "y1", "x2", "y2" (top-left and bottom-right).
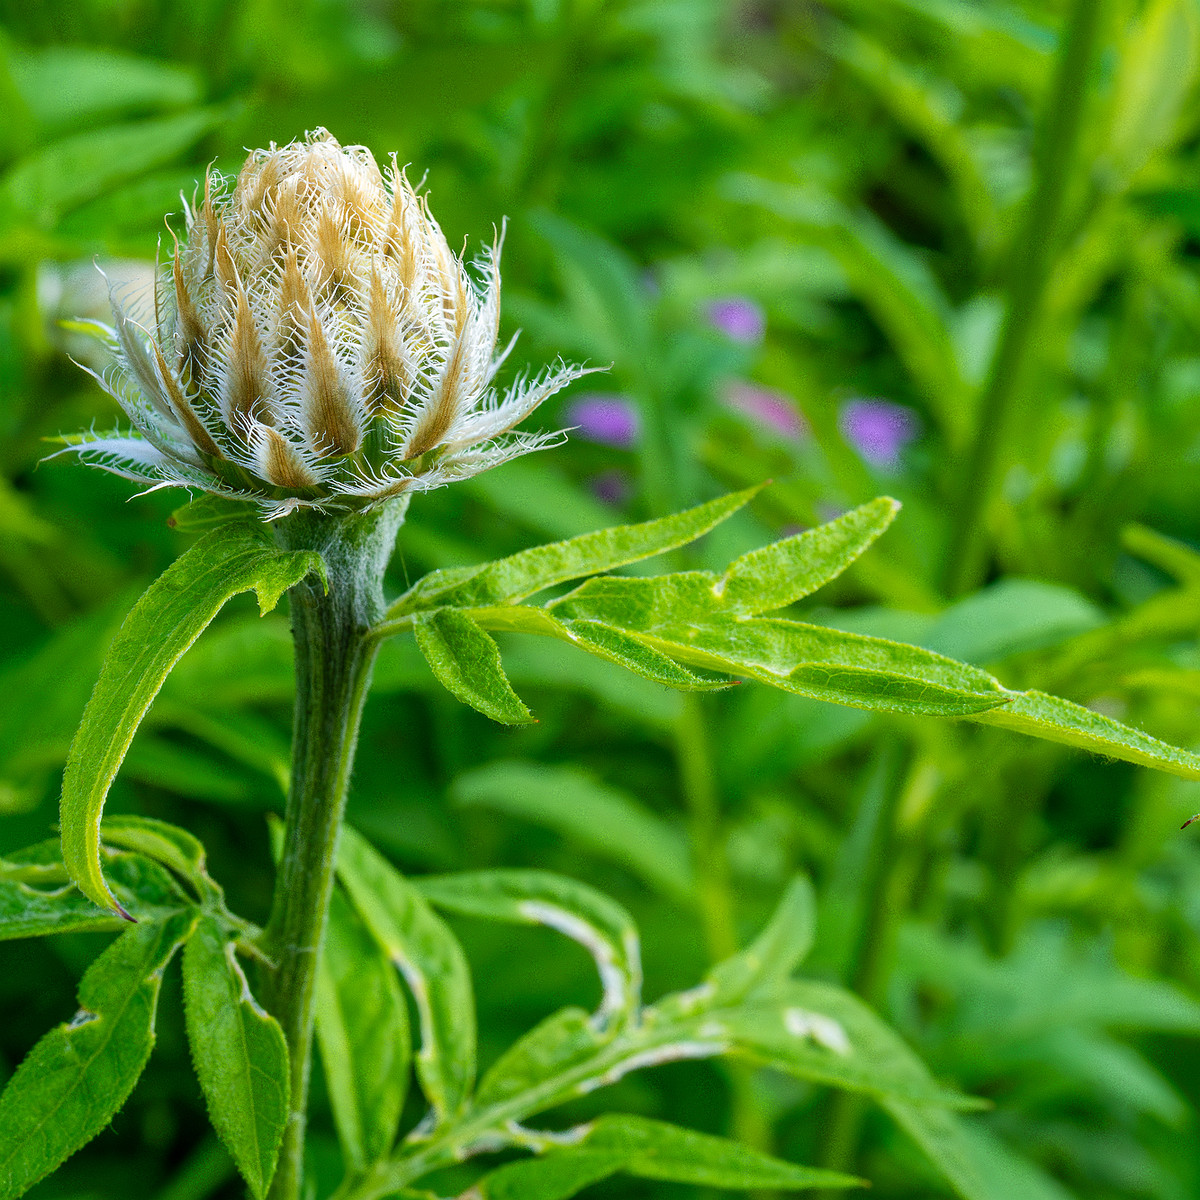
[
  {"x1": 838, "y1": 398, "x2": 918, "y2": 468},
  {"x1": 707, "y1": 296, "x2": 765, "y2": 344},
  {"x1": 721, "y1": 381, "x2": 807, "y2": 441},
  {"x1": 565, "y1": 393, "x2": 640, "y2": 450}
]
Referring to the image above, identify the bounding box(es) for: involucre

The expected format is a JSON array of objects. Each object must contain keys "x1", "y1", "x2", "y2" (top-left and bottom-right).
[{"x1": 61, "y1": 129, "x2": 592, "y2": 517}]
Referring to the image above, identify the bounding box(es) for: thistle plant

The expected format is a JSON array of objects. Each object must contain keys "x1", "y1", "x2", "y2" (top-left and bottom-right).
[{"x1": 5, "y1": 131, "x2": 1200, "y2": 1200}]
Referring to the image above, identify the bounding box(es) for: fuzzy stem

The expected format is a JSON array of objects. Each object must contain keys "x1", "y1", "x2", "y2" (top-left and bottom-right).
[{"x1": 261, "y1": 501, "x2": 407, "y2": 1200}]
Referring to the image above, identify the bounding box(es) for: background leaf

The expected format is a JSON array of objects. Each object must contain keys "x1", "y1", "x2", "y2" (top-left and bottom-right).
[
  {"x1": 315, "y1": 887, "x2": 410, "y2": 1171},
  {"x1": 336, "y1": 824, "x2": 476, "y2": 1123},
  {"x1": 0, "y1": 912, "x2": 195, "y2": 1200}
]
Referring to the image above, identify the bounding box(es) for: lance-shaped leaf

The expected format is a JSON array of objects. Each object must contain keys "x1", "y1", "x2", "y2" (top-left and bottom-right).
[
  {"x1": 101, "y1": 815, "x2": 220, "y2": 904},
  {"x1": 542, "y1": 603, "x2": 1011, "y2": 718},
  {"x1": 475, "y1": 1006, "x2": 609, "y2": 1109},
  {"x1": 414, "y1": 608, "x2": 533, "y2": 725},
  {"x1": 968, "y1": 689, "x2": 1200, "y2": 778},
  {"x1": 712, "y1": 980, "x2": 974, "y2": 1109},
  {"x1": 418, "y1": 869, "x2": 641, "y2": 1027},
  {"x1": 182, "y1": 916, "x2": 289, "y2": 1200},
  {"x1": 472, "y1": 1116, "x2": 860, "y2": 1197},
  {"x1": 0, "y1": 844, "x2": 190, "y2": 940},
  {"x1": 315, "y1": 888, "x2": 410, "y2": 1171},
  {"x1": 337, "y1": 825, "x2": 475, "y2": 1122},
  {"x1": 706, "y1": 875, "x2": 817, "y2": 1005},
  {"x1": 717, "y1": 497, "x2": 898, "y2": 614},
  {"x1": 60, "y1": 522, "x2": 325, "y2": 912},
  {"x1": 472, "y1": 1151, "x2": 629, "y2": 1200},
  {"x1": 0, "y1": 911, "x2": 196, "y2": 1199},
  {"x1": 389, "y1": 487, "x2": 760, "y2": 617}
]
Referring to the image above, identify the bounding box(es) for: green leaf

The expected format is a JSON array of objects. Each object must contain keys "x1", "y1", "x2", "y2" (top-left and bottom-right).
[
  {"x1": 182, "y1": 916, "x2": 289, "y2": 1200},
  {"x1": 0, "y1": 912, "x2": 196, "y2": 1199},
  {"x1": 168, "y1": 494, "x2": 261, "y2": 533},
  {"x1": 101, "y1": 815, "x2": 217, "y2": 903},
  {"x1": 474, "y1": 1007, "x2": 608, "y2": 1109},
  {"x1": 60, "y1": 522, "x2": 324, "y2": 913},
  {"x1": 706, "y1": 875, "x2": 816, "y2": 1004},
  {"x1": 580, "y1": 1114, "x2": 860, "y2": 1190},
  {"x1": 713, "y1": 980, "x2": 974, "y2": 1108},
  {"x1": 413, "y1": 608, "x2": 533, "y2": 725},
  {"x1": 472, "y1": 1151, "x2": 628, "y2": 1200},
  {"x1": 717, "y1": 497, "x2": 898, "y2": 614},
  {"x1": 390, "y1": 488, "x2": 760, "y2": 616},
  {"x1": 0, "y1": 845, "x2": 189, "y2": 940},
  {"x1": 451, "y1": 761, "x2": 695, "y2": 903},
  {"x1": 336, "y1": 825, "x2": 475, "y2": 1122},
  {"x1": 0, "y1": 107, "x2": 225, "y2": 223},
  {"x1": 969, "y1": 690, "x2": 1200, "y2": 779},
  {"x1": 564, "y1": 614, "x2": 1011, "y2": 718},
  {"x1": 315, "y1": 888, "x2": 410, "y2": 1171},
  {"x1": 417, "y1": 869, "x2": 641, "y2": 1026},
  {"x1": 472, "y1": 1117, "x2": 859, "y2": 1198},
  {"x1": 1107, "y1": 0, "x2": 1200, "y2": 180},
  {"x1": 923, "y1": 579, "x2": 1105, "y2": 663},
  {"x1": 562, "y1": 618, "x2": 730, "y2": 691},
  {"x1": 8, "y1": 46, "x2": 199, "y2": 131}
]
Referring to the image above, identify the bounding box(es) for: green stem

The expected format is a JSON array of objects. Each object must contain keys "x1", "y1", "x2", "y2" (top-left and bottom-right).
[
  {"x1": 261, "y1": 501, "x2": 407, "y2": 1200},
  {"x1": 816, "y1": 743, "x2": 913, "y2": 1197},
  {"x1": 941, "y1": 0, "x2": 1105, "y2": 596},
  {"x1": 675, "y1": 693, "x2": 739, "y2": 962}
]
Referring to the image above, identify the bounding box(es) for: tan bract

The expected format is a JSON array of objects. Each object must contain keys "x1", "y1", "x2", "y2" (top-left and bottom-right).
[{"x1": 62, "y1": 129, "x2": 592, "y2": 517}]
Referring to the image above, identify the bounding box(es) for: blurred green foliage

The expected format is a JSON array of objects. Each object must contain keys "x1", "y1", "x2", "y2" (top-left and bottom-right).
[{"x1": 5, "y1": 0, "x2": 1200, "y2": 1197}]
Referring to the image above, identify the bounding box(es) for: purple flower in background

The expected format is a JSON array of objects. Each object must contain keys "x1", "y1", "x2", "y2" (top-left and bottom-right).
[
  {"x1": 722, "y1": 381, "x2": 808, "y2": 441},
  {"x1": 565, "y1": 393, "x2": 641, "y2": 450},
  {"x1": 707, "y1": 296, "x2": 765, "y2": 344},
  {"x1": 589, "y1": 469, "x2": 633, "y2": 506},
  {"x1": 838, "y1": 398, "x2": 919, "y2": 468}
]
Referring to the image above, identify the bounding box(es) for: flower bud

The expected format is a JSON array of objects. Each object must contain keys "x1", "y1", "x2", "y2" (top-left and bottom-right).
[{"x1": 62, "y1": 129, "x2": 592, "y2": 517}]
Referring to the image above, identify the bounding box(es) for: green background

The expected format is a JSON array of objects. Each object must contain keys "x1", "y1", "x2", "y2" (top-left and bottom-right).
[{"x1": 5, "y1": 1, "x2": 1200, "y2": 1196}]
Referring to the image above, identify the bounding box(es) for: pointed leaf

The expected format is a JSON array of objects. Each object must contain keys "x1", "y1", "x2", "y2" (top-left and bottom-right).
[
  {"x1": 582, "y1": 1114, "x2": 860, "y2": 1190},
  {"x1": 414, "y1": 608, "x2": 533, "y2": 725},
  {"x1": 718, "y1": 497, "x2": 898, "y2": 615},
  {"x1": 101, "y1": 815, "x2": 217, "y2": 902},
  {"x1": 0, "y1": 848, "x2": 188, "y2": 941},
  {"x1": 336, "y1": 825, "x2": 475, "y2": 1122},
  {"x1": 182, "y1": 916, "x2": 289, "y2": 1200},
  {"x1": 390, "y1": 488, "x2": 759, "y2": 616},
  {"x1": 625, "y1": 619, "x2": 1009, "y2": 718},
  {"x1": 60, "y1": 522, "x2": 324, "y2": 912},
  {"x1": 706, "y1": 876, "x2": 816, "y2": 1004},
  {"x1": 315, "y1": 888, "x2": 410, "y2": 1170},
  {"x1": 562, "y1": 618, "x2": 730, "y2": 691},
  {"x1": 0, "y1": 912, "x2": 196, "y2": 1200},
  {"x1": 475, "y1": 1007, "x2": 608, "y2": 1109},
  {"x1": 969, "y1": 690, "x2": 1200, "y2": 779},
  {"x1": 472, "y1": 1151, "x2": 627, "y2": 1200},
  {"x1": 417, "y1": 870, "x2": 640, "y2": 1026},
  {"x1": 707, "y1": 980, "x2": 974, "y2": 1108}
]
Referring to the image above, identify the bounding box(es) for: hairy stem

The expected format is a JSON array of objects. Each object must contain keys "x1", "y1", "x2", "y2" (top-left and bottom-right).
[
  {"x1": 261, "y1": 501, "x2": 406, "y2": 1200},
  {"x1": 941, "y1": 0, "x2": 1105, "y2": 595}
]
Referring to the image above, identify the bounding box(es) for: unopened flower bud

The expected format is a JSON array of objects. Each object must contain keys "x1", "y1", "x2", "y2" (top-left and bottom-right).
[{"x1": 61, "y1": 129, "x2": 593, "y2": 517}]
